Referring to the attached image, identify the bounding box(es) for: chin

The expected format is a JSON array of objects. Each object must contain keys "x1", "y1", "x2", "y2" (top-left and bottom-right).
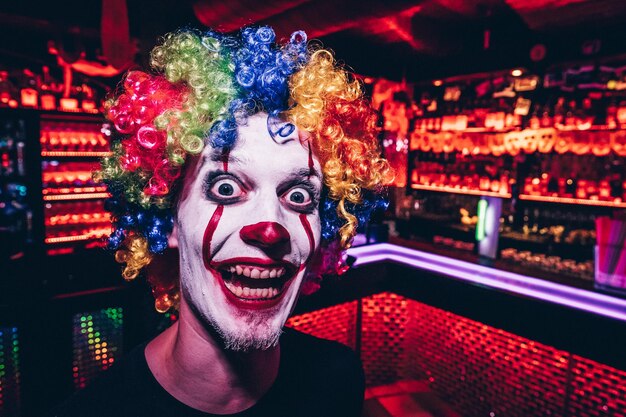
[{"x1": 182, "y1": 266, "x2": 305, "y2": 351}]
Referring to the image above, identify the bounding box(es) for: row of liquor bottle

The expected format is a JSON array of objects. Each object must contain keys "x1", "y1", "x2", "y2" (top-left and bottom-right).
[
  {"x1": 42, "y1": 161, "x2": 102, "y2": 189},
  {"x1": 412, "y1": 93, "x2": 626, "y2": 133},
  {"x1": 521, "y1": 153, "x2": 626, "y2": 202},
  {"x1": 410, "y1": 152, "x2": 514, "y2": 196},
  {"x1": 500, "y1": 247, "x2": 593, "y2": 281},
  {"x1": 410, "y1": 152, "x2": 626, "y2": 203},
  {"x1": 0, "y1": 68, "x2": 102, "y2": 113},
  {"x1": 44, "y1": 201, "x2": 111, "y2": 243},
  {"x1": 399, "y1": 189, "x2": 598, "y2": 246},
  {"x1": 504, "y1": 207, "x2": 597, "y2": 246},
  {"x1": 40, "y1": 122, "x2": 109, "y2": 153}
]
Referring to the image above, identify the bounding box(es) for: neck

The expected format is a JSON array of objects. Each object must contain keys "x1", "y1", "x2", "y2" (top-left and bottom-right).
[{"x1": 145, "y1": 298, "x2": 280, "y2": 414}]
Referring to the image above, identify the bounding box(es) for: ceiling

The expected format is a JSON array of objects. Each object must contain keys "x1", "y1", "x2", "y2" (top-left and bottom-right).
[{"x1": 1, "y1": 0, "x2": 626, "y2": 83}]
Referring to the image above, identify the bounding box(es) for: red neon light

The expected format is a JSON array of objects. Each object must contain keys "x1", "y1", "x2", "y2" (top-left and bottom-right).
[
  {"x1": 519, "y1": 194, "x2": 626, "y2": 208},
  {"x1": 47, "y1": 247, "x2": 75, "y2": 256},
  {"x1": 42, "y1": 186, "x2": 108, "y2": 195},
  {"x1": 43, "y1": 192, "x2": 111, "y2": 201},
  {"x1": 411, "y1": 183, "x2": 512, "y2": 198},
  {"x1": 45, "y1": 228, "x2": 111, "y2": 244},
  {"x1": 41, "y1": 151, "x2": 111, "y2": 157}
]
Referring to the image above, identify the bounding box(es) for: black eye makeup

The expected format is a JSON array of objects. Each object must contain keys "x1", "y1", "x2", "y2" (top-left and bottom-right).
[
  {"x1": 279, "y1": 181, "x2": 319, "y2": 214},
  {"x1": 203, "y1": 170, "x2": 247, "y2": 203}
]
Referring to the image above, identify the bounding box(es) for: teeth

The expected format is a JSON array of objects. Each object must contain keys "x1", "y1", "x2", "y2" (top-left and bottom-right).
[
  {"x1": 224, "y1": 280, "x2": 281, "y2": 300},
  {"x1": 224, "y1": 281, "x2": 244, "y2": 297},
  {"x1": 225, "y1": 265, "x2": 288, "y2": 279}
]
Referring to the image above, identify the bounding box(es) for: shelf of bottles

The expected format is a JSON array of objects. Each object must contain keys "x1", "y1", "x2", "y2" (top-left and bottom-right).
[
  {"x1": 0, "y1": 118, "x2": 30, "y2": 262},
  {"x1": 400, "y1": 63, "x2": 626, "y2": 284},
  {"x1": 41, "y1": 118, "x2": 111, "y2": 253},
  {"x1": 1, "y1": 67, "x2": 102, "y2": 115},
  {"x1": 409, "y1": 152, "x2": 514, "y2": 198}
]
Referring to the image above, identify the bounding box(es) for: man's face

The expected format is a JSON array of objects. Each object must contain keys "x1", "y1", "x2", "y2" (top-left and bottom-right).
[{"x1": 175, "y1": 113, "x2": 322, "y2": 350}]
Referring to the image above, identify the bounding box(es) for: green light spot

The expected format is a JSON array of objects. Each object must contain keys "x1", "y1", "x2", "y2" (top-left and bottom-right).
[{"x1": 476, "y1": 199, "x2": 488, "y2": 241}]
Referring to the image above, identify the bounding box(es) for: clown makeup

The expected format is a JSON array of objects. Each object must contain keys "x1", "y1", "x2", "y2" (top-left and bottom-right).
[{"x1": 175, "y1": 113, "x2": 322, "y2": 351}]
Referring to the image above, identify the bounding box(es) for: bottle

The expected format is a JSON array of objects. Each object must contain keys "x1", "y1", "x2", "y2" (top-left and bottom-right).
[
  {"x1": 540, "y1": 103, "x2": 553, "y2": 128},
  {"x1": 565, "y1": 174, "x2": 577, "y2": 197},
  {"x1": 0, "y1": 71, "x2": 19, "y2": 108},
  {"x1": 20, "y1": 69, "x2": 39, "y2": 108},
  {"x1": 529, "y1": 104, "x2": 541, "y2": 130},
  {"x1": 606, "y1": 99, "x2": 617, "y2": 129},
  {"x1": 40, "y1": 66, "x2": 56, "y2": 110}
]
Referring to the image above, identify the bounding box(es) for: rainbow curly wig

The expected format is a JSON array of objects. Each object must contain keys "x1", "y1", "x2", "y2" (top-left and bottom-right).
[{"x1": 98, "y1": 26, "x2": 391, "y2": 312}]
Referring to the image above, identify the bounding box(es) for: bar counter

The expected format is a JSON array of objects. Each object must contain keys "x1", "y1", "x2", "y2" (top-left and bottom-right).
[{"x1": 290, "y1": 238, "x2": 626, "y2": 415}]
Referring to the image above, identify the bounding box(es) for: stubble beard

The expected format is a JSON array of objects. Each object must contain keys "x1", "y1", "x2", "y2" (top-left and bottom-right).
[{"x1": 181, "y1": 284, "x2": 284, "y2": 352}]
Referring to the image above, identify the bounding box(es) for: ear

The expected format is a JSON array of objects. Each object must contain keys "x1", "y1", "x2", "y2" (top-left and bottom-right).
[{"x1": 168, "y1": 223, "x2": 179, "y2": 248}]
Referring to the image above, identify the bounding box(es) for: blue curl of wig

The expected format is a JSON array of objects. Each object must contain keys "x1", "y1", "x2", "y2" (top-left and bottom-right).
[
  {"x1": 106, "y1": 201, "x2": 173, "y2": 254},
  {"x1": 319, "y1": 189, "x2": 389, "y2": 241},
  {"x1": 207, "y1": 26, "x2": 309, "y2": 149}
]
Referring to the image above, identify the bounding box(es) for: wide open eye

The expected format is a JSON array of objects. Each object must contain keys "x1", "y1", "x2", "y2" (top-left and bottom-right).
[
  {"x1": 208, "y1": 177, "x2": 245, "y2": 201},
  {"x1": 283, "y1": 186, "x2": 314, "y2": 211}
]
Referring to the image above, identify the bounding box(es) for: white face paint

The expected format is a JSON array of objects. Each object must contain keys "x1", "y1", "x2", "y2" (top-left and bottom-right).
[{"x1": 175, "y1": 113, "x2": 322, "y2": 351}]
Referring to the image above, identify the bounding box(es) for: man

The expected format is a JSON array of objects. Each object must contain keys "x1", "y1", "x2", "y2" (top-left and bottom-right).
[{"x1": 52, "y1": 26, "x2": 390, "y2": 416}]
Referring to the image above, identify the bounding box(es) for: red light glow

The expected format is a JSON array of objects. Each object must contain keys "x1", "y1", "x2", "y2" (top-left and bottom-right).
[
  {"x1": 288, "y1": 292, "x2": 626, "y2": 416},
  {"x1": 44, "y1": 227, "x2": 112, "y2": 244},
  {"x1": 43, "y1": 192, "x2": 111, "y2": 201},
  {"x1": 59, "y1": 98, "x2": 79, "y2": 111},
  {"x1": 411, "y1": 183, "x2": 511, "y2": 198},
  {"x1": 42, "y1": 186, "x2": 108, "y2": 195},
  {"x1": 519, "y1": 194, "x2": 626, "y2": 208},
  {"x1": 41, "y1": 151, "x2": 111, "y2": 157}
]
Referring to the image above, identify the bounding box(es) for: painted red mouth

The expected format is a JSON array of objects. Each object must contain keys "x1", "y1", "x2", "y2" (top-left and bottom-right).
[{"x1": 210, "y1": 258, "x2": 299, "y2": 310}]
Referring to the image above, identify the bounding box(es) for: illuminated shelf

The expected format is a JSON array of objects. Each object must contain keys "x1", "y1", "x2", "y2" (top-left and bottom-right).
[
  {"x1": 411, "y1": 183, "x2": 512, "y2": 199},
  {"x1": 519, "y1": 194, "x2": 626, "y2": 208},
  {"x1": 41, "y1": 151, "x2": 111, "y2": 157},
  {"x1": 43, "y1": 186, "x2": 108, "y2": 195},
  {"x1": 43, "y1": 192, "x2": 111, "y2": 201},
  {"x1": 45, "y1": 232, "x2": 109, "y2": 244}
]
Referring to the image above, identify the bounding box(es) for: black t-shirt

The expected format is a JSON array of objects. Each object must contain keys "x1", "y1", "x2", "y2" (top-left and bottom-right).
[{"x1": 49, "y1": 328, "x2": 365, "y2": 417}]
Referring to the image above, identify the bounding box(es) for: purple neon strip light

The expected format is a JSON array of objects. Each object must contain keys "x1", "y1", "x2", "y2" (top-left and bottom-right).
[{"x1": 347, "y1": 243, "x2": 626, "y2": 322}]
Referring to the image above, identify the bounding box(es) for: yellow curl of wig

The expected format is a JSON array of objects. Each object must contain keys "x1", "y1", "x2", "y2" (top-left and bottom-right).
[{"x1": 288, "y1": 49, "x2": 393, "y2": 247}]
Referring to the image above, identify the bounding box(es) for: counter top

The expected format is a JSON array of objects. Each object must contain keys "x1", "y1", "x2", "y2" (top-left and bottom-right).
[{"x1": 347, "y1": 242, "x2": 626, "y2": 323}]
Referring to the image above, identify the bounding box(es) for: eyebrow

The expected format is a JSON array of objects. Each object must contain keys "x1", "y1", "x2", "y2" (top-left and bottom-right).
[
  {"x1": 278, "y1": 168, "x2": 323, "y2": 190},
  {"x1": 206, "y1": 150, "x2": 322, "y2": 181},
  {"x1": 208, "y1": 150, "x2": 244, "y2": 165}
]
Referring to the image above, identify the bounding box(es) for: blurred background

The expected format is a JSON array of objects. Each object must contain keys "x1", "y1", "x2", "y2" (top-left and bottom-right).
[{"x1": 1, "y1": 1, "x2": 626, "y2": 416}]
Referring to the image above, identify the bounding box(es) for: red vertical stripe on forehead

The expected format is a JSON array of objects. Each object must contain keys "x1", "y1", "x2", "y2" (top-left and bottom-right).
[
  {"x1": 202, "y1": 205, "x2": 224, "y2": 270},
  {"x1": 308, "y1": 142, "x2": 314, "y2": 173},
  {"x1": 221, "y1": 148, "x2": 230, "y2": 172}
]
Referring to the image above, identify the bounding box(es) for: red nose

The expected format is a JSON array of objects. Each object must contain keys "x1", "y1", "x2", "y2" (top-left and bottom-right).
[{"x1": 239, "y1": 222, "x2": 290, "y2": 248}]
